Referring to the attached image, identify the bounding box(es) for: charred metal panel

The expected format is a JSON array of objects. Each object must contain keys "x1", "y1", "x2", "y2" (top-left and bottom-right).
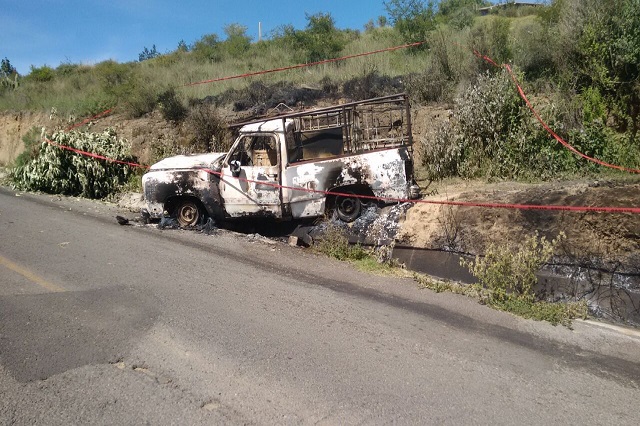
[
  {"x1": 218, "y1": 164, "x2": 282, "y2": 219},
  {"x1": 282, "y1": 147, "x2": 413, "y2": 219},
  {"x1": 142, "y1": 168, "x2": 224, "y2": 219},
  {"x1": 217, "y1": 131, "x2": 283, "y2": 219}
]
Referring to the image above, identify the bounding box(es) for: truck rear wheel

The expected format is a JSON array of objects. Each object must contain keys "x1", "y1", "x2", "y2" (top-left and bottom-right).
[
  {"x1": 175, "y1": 199, "x2": 202, "y2": 227},
  {"x1": 335, "y1": 193, "x2": 362, "y2": 222}
]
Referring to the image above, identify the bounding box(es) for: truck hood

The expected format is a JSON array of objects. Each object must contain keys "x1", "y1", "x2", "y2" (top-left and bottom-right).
[{"x1": 149, "y1": 152, "x2": 227, "y2": 171}]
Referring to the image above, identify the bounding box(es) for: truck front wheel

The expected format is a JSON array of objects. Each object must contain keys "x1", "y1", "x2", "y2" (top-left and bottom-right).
[
  {"x1": 335, "y1": 193, "x2": 362, "y2": 222},
  {"x1": 175, "y1": 199, "x2": 202, "y2": 227}
]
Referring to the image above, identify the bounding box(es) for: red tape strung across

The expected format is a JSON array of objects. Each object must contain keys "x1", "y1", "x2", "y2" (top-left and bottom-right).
[
  {"x1": 503, "y1": 64, "x2": 640, "y2": 174},
  {"x1": 43, "y1": 40, "x2": 640, "y2": 213},
  {"x1": 41, "y1": 138, "x2": 640, "y2": 213},
  {"x1": 183, "y1": 41, "x2": 426, "y2": 87},
  {"x1": 65, "y1": 108, "x2": 115, "y2": 132},
  {"x1": 467, "y1": 43, "x2": 640, "y2": 174},
  {"x1": 198, "y1": 168, "x2": 640, "y2": 214},
  {"x1": 44, "y1": 137, "x2": 149, "y2": 169}
]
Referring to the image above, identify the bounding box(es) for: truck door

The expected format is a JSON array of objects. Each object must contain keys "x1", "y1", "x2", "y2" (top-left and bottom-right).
[{"x1": 218, "y1": 133, "x2": 282, "y2": 218}]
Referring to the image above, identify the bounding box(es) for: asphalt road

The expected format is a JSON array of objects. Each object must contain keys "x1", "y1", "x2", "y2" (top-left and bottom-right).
[{"x1": 0, "y1": 186, "x2": 639, "y2": 425}]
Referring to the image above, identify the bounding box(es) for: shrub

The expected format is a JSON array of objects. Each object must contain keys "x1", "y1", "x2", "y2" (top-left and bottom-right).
[
  {"x1": 384, "y1": 0, "x2": 436, "y2": 45},
  {"x1": 122, "y1": 81, "x2": 158, "y2": 118},
  {"x1": 93, "y1": 60, "x2": 131, "y2": 93},
  {"x1": 27, "y1": 65, "x2": 55, "y2": 82},
  {"x1": 314, "y1": 223, "x2": 371, "y2": 261},
  {"x1": 185, "y1": 103, "x2": 231, "y2": 152},
  {"x1": 158, "y1": 88, "x2": 187, "y2": 123},
  {"x1": 470, "y1": 16, "x2": 512, "y2": 70},
  {"x1": 461, "y1": 232, "x2": 564, "y2": 304},
  {"x1": 11, "y1": 129, "x2": 136, "y2": 199},
  {"x1": 416, "y1": 232, "x2": 588, "y2": 327},
  {"x1": 420, "y1": 69, "x2": 529, "y2": 180},
  {"x1": 192, "y1": 34, "x2": 222, "y2": 63},
  {"x1": 222, "y1": 24, "x2": 252, "y2": 58}
]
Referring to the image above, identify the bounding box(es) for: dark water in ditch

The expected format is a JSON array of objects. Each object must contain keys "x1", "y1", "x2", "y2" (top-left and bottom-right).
[{"x1": 392, "y1": 246, "x2": 640, "y2": 326}]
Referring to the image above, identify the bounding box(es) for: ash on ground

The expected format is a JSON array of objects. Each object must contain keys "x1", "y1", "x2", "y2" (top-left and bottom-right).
[{"x1": 311, "y1": 203, "x2": 412, "y2": 262}]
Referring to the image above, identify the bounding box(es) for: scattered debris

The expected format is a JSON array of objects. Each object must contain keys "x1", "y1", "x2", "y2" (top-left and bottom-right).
[
  {"x1": 195, "y1": 217, "x2": 217, "y2": 235},
  {"x1": 116, "y1": 215, "x2": 130, "y2": 226},
  {"x1": 158, "y1": 217, "x2": 179, "y2": 230}
]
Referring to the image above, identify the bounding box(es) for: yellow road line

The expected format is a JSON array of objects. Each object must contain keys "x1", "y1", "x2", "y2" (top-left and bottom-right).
[{"x1": 0, "y1": 254, "x2": 65, "y2": 293}]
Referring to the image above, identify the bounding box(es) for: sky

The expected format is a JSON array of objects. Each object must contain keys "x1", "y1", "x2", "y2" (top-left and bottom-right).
[
  {"x1": 1, "y1": 1, "x2": 540, "y2": 76},
  {"x1": 1, "y1": 0, "x2": 391, "y2": 75}
]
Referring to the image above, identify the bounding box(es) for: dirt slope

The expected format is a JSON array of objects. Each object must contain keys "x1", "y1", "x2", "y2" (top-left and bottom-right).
[{"x1": 0, "y1": 111, "x2": 48, "y2": 166}]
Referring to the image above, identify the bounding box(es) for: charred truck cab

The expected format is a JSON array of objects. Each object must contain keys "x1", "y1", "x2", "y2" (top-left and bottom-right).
[{"x1": 142, "y1": 94, "x2": 420, "y2": 226}]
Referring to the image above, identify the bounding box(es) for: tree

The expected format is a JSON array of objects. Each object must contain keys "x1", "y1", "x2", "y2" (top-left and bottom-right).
[
  {"x1": 575, "y1": 0, "x2": 640, "y2": 137},
  {"x1": 303, "y1": 13, "x2": 347, "y2": 62},
  {"x1": 222, "y1": 24, "x2": 252, "y2": 57},
  {"x1": 192, "y1": 34, "x2": 222, "y2": 63},
  {"x1": 1, "y1": 57, "x2": 17, "y2": 77},
  {"x1": 274, "y1": 13, "x2": 347, "y2": 63},
  {"x1": 383, "y1": 0, "x2": 436, "y2": 44},
  {"x1": 177, "y1": 40, "x2": 189, "y2": 52},
  {"x1": 138, "y1": 45, "x2": 160, "y2": 62}
]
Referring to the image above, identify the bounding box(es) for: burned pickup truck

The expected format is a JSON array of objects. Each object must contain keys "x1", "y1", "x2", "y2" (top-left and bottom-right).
[{"x1": 142, "y1": 93, "x2": 420, "y2": 226}]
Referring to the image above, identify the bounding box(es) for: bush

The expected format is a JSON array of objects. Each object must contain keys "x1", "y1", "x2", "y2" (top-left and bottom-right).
[
  {"x1": 461, "y1": 232, "x2": 564, "y2": 304},
  {"x1": 158, "y1": 88, "x2": 187, "y2": 123},
  {"x1": 185, "y1": 103, "x2": 231, "y2": 152},
  {"x1": 470, "y1": 16, "x2": 512, "y2": 69},
  {"x1": 192, "y1": 34, "x2": 222, "y2": 63},
  {"x1": 314, "y1": 223, "x2": 371, "y2": 261},
  {"x1": 11, "y1": 129, "x2": 136, "y2": 199},
  {"x1": 420, "y1": 70, "x2": 530, "y2": 180},
  {"x1": 122, "y1": 80, "x2": 158, "y2": 118},
  {"x1": 27, "y1": 65, "x2": 55, "y2": 82},
  {"x1": 221, "y1": 24, "x2": 252, "y2": 58}
]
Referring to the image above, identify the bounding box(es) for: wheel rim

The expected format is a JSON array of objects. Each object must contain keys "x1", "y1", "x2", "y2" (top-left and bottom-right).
[
  {"x1": 336, "y1": 193, "x2": 361, "y2": 222},
  {"x1": 338, "y1": 197, "x2": 357, "y2": 215},
  {"x1": 176, "y1": 201, "x2": 200, "y2": 227}
]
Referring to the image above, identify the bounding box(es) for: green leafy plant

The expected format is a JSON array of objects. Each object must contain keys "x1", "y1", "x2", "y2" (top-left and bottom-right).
[
  {"x1": 461, "y1": 232, "x2": 563, "y2": 303},
  {"x1": 384, "y1": 0, "x2": 436, "y2": 45},
  {"x1": 26, "y1": 65, "x2": 55, "y2": 82},
  {"x1": 457, "y1": 231, "x2": 588, "y2": 326},
  {"x1": 11, "y1": 128, "x2": 136, "y2": 199},
  {"x1": 12, "y1": 126, "x2": 43, "y2": 169},
  {"x1": 314, "y1": 223, "x2": 370, "y2": 262}
]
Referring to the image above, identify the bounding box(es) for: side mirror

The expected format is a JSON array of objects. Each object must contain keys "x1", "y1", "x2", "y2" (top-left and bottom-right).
[{"x1": 230, "y1": 160, "x2": 241, "y2": 177}]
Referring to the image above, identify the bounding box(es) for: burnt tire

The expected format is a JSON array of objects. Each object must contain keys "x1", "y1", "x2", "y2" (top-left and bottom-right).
[
  {"x1": 335, "y1": 193, "x2": 362, "y2": 222},
  {"x1": 175, "y1": 199, "x2": 202, "y2": 227}
]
